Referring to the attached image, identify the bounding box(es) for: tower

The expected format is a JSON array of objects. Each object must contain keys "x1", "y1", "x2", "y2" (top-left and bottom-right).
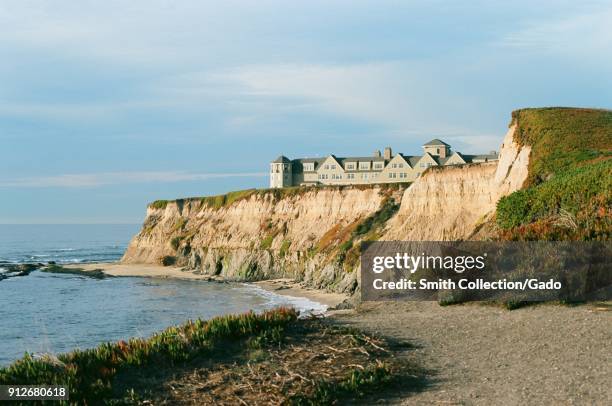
[
  {"x1": 422, "y1": 139, "x2": 451, "y2": 158},
  {"x1": 270, "y1": 156, "x2": 293, "y2": 188}
]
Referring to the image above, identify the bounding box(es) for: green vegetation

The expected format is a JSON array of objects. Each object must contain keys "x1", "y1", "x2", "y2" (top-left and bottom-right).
[
  {"x1": 511, "y1": 107, "x2": 611, "y2": 186},
  {"x1": 0, "y1": 311, "x2": 420, "y2": 403},
  {"x1": 172, "y1": 218, "x2": 187, "y2": 232},
  {"x1": 170, "y1": 235, "x2": 184, "y2": 250},
  {"x1": 148, "y1": 200, "x2": 169, "y2": 209},
  {"x1": 497, "y1": 108, "x2": 612, "y2": 240},
  {"x1": 260, "y1": 235, "x2": 274, "y2": 249},
  {"x1": 199, "y1": 189, "x2": 257, "y2": 209},
  {"x1": 279, "y1": 239, "x2": 292, "y2": 257},
  {"x1": 290, "y1": 362, "x2": 397, "y2": 405},
  {"x1": 0, "y1": 308, "x2": 298, "y2": 404},
  {"x1": 354, "y1": 198, "x2": 400, "y2": 237},
  {"x1": 148, "y1": 184, "x2": 396, "y2": 214},
  {"x1": 497, "y1": 161, "x2": 610, "y2": 230},
  {"x1": 338, "y1": 198, "x2": 401, "y2": 269}
]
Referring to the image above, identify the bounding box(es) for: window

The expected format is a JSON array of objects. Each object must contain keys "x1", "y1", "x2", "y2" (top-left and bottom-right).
[
  {"x1": 374, "y1": 163, "x2": 383, "y2": 169},
  {"x1": 331, "y1": 164, "x2": 336, "y2": 169},
  {"x1": 389, "y1": 173, "x2": 397, "y2": 179},
  {"x1": 359, "y1": 162, "x2": 370, "y2": 170},
  {"x1": 372, "y1": 173, "x2": 378, "y2": 179},
  {"x1": 346, "y1": 163, "x2": 355, "y2": 170},
  {"x1": 362, "y1": 173, "x2": 369, "y2": 179},
  {"x1": 347, "y1": 173, "x2": 355, "y2": 179},
  {"x1": 324, "y1": 164, "x2": 329, "y2": 170},
  {"x1": 399, "y1": 173, "x2": 407, "y2": 179},
  {"x1": 420, "y1": 163, "x2": 426, "y2": 168}
]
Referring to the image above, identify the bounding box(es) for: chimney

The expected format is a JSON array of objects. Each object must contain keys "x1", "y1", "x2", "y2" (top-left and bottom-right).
[
  {"x1": 384, "y1": 147, "x2": 392, "y2": 160},
  {"x1": 373, "y1": 150, "x2": 381, "y2": 157}
]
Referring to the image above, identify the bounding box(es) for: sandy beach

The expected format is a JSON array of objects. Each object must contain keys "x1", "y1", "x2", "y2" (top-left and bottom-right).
[{"x1": 64, "y1": 262, "x2": 349, "y2": 308}]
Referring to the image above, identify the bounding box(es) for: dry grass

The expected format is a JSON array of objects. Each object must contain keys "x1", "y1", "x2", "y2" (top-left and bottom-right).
[{"x1": 118, "y1": 319, "x2": 423, "y2": 405}]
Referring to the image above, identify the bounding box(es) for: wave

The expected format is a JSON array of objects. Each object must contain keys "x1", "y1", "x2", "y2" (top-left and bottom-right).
[{"x1": 239, "y1": 283, "x2": 328, "y2": 317}]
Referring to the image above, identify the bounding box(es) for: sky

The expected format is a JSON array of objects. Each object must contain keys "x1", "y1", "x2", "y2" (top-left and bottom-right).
[{"x1": 1, "y1": 0, "x2": 611, "y2": 224}]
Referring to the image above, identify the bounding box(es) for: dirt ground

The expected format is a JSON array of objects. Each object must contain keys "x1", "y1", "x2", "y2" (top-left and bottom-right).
[{"x1": 333, "y1": 301, "x2": 611, "y2": 405}]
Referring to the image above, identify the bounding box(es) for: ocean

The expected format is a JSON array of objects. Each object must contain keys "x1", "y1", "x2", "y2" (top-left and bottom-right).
[{"x1": 0, "y1": 224, "x2": 325, "y2": 366}]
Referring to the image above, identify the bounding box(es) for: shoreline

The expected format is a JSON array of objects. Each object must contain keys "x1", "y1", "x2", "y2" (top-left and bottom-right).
[{"x1": 63, "y1": 262, "x2": 349, "y2": 310}]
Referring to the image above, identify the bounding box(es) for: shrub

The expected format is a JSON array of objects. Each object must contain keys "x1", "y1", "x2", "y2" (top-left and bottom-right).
[
  {"x1": 497, "y1": 160, "x2": 611, "y2": 231},
  {"x1": 260, "y1": 235, "x2": 274, "y2": 250},
  {"x1": 159, "y1": 255, "x2": 176, "y2": 266}
]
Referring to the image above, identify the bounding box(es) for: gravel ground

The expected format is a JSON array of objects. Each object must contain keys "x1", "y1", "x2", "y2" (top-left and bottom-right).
[{"x1": 332, "y1": 301, "x2": 611, "y2": 405}]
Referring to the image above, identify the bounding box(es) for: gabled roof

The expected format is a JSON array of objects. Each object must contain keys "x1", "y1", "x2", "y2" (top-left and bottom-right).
[
  {"x1": 420, "y1": 151, "x2": 438, "y2": 162},
  {"x1": 391, "y1": 153, "x2": 412, "y2": 168},
  {"x1": 447, "y1": 151, "x2": 467, "y2": 164},
  {"x1": 272, "y1": 155, "x2": 291, "y2": 163},
  {"x1": 423, "y1": 138, "x2": 450, "y2": 147},
  {"x1": 324, "y1": 154, "x2": 344, "y2": 167}
]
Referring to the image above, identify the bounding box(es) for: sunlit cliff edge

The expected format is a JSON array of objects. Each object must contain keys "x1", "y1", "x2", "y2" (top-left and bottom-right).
[{"x1": 122, "y1": 108, "x2": 611, "y2": 294}]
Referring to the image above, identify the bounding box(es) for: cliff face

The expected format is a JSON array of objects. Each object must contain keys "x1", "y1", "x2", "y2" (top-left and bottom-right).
[
  {"x1": 122, "y1": 125, "x2": 530, "y2": 294},
  {"x1": 122, "y1": 186, "x2": 398, "y2": 292},
  {"x1": 382, "y1": 125, "x2": 530, "y2": 240}
]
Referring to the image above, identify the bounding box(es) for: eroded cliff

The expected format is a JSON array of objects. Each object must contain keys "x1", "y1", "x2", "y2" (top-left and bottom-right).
[
  {"x1": 122, "y1": 125, "x2": 530, "y2": 293},
  {"x1": 382, "y1": 125, "x2": 530, "y2": 240}
]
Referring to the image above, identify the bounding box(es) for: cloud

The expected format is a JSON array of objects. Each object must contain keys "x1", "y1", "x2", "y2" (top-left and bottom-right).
[
  {"x1": 0, "y1": 171, "x2": 267, "y2": 188},
  {"x1": 498, "y1": 5, "x2": 612, "y2": 63},
  {"x1": 203, "y1": 62, "x2": 502, "y2": 146}
]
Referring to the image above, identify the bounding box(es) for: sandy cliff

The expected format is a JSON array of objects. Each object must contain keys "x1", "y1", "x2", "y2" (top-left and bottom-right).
[
  {"x1": 122, "y1": 125, "x2": 529, "y2": 293},
  {"x1": 382, "y1": 125, "x2": 530, "y2": 240},
  {"x1": 122, "y1": 186, "x2": 397, "y2": 292}
]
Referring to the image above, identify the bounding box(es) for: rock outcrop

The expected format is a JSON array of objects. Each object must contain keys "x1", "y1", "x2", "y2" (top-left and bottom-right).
[{"x1": 122, "y1": 125, "x2": 530, "y2": 293}]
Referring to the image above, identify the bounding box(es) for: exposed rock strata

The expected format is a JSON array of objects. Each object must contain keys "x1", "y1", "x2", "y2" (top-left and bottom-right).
[{"x1": 122, "y1": 126, "x2": 530, "y2": 293}]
